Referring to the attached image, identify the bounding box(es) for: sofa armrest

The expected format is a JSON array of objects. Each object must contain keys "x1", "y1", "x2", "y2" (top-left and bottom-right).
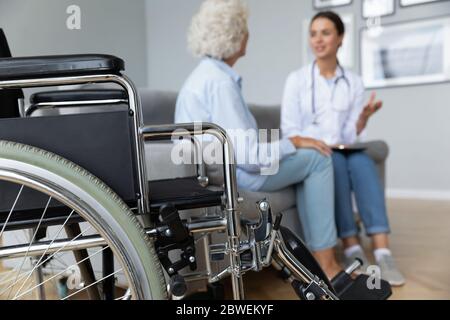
[
  {"x1": 362, "y1": 140, "x2": 389, "y2": 189},
  {"x1": 361, "y1": 140, "x2": 389, "y2": 164}
]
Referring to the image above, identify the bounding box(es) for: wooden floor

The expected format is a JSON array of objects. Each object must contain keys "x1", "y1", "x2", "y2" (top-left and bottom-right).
[
  {"x1": 2, "y1": 199, "x2": 449, "y2": 300},
  {"x1": 239, "y1": 199, "x2": 450, "y2": 300}
]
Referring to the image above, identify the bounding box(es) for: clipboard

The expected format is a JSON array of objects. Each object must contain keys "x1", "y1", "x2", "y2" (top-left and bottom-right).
[{"x1": 332, "y1": 143, "x2": 367, "y2": 153}]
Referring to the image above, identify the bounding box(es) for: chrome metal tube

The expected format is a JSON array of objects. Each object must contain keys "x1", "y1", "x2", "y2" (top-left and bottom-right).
[
  {"x1": 263, "y1": 231, "x2": 278, "y2": 266},
  {"x1": 210, "y1": 267, "x2": 231, "y2": 283},
  {"x1": 110, "y1": 74, "x2": 149, "y2": 215},
  {"x1": 203, "y1": 235, "x2": 212, "y2": 281},
  {"x1": 183, "y1": 272, "x2": 210, "y2": 283},
  {"x1": 189, "y1": 136, "x2": 207, "y2": 184},
  {"x1": 26, "y1": 99, "x2": 127, "y2": 117},
  {"x1": 145, "y1": 217, "x2": 227, "y2": 238},
  {"x1": 345, "y1": 259, "x2": 362, "y2": 275},
  {"x1": 0, "y1": 235, "x2": 106, "y2": 259},
  {"x1": 0, "y1": 217, "x2": 227, "y2": 260},
  {"x1": 18, "y1": 98, "x2": 25, "y2": 118}
]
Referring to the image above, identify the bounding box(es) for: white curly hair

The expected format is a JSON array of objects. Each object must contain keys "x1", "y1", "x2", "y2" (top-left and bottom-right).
[{"x1": 188, "y1": 0, "x2": 249, "y2": 60}]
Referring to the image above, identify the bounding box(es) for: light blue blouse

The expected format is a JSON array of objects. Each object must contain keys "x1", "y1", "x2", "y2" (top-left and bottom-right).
[{"x1": 175, "y1": 57, "x2": 296, "y2": 191}]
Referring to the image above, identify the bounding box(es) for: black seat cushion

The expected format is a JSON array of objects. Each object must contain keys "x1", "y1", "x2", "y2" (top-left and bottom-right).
[
  {"x1": 0, "y1": 54, "x2": 124, "y2": 80},
  {"x1": 30, "y1": 89, "x2": 127, "y2": 104},
  {"x1": 148, "y1": 177, "x2": 223, "y2": 212}
]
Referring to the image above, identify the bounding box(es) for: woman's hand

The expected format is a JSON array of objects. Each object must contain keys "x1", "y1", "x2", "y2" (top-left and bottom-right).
[
  {"x1": 357, "y1": 92, "x2": 383, "y2": 135},
  {"x1": 289, "y1": 136, "x2": 332, "y2": 156}
]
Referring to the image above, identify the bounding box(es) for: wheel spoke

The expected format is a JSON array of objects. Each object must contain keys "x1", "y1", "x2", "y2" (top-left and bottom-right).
[
  {"x1": 0, "y1": 186, "x2": 24, "y2": 239},
  {"x1": 11, "y1": 224, "x2": 93, "y2": 299},
  {"x1": 61, "y1": 268, "x2": 122, "y2": 300},
  {"x1": 7, "y1": 197, "x2": 52, "y2": 299},
  {"x1": 13, "y1": 245, "x2": 109, "y2": 300}
]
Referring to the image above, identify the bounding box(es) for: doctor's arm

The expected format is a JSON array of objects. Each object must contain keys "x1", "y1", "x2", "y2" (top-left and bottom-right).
[{"x1": 342, "y1": 78, "x2": 381, "y2": 143}]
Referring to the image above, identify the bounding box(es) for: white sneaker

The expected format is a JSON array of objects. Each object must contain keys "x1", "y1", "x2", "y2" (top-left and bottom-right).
[{"x1": 377, "y1": 254, "x2": 406, "y2": 287}]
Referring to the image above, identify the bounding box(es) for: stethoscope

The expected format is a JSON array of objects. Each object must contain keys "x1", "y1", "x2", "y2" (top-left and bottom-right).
[{"x1": 311, "y1": 61, "x2": 351, "y2": 124}]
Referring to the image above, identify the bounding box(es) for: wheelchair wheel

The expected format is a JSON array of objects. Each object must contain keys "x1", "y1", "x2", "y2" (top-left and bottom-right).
[{"x1": 0, "y1": 141, "x2": 167, "y2": 300}]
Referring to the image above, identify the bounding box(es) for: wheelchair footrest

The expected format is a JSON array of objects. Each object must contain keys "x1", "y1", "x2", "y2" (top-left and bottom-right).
[{"x1": 332, "y1": 271, "x2": 392, "y2": 300}]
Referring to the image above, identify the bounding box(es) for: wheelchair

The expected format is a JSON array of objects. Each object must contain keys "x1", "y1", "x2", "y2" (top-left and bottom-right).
[{"x1": 0, "y1": 53, "x2": 391, "y2": 300}]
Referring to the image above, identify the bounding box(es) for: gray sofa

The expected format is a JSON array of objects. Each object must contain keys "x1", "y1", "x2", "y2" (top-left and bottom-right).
[{"x1": 140, "y1": 89, "x2": 389, "y2": 238}]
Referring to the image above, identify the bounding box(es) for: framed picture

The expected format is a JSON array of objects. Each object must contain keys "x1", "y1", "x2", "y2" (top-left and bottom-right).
[
  {"x1": 313, "y1": 0, "x2": 353, "y2": 9},
  {"x1": 303, "y1": 14, "x2": 355, "y2": 69},
  {"x1": 400, "y1": 0, "x2": 449, "y2": 7},
  {"x1": 360, "y1": 16, "x2": 450, "y2": 88},
  {"x1": 363, "y1": 0, "x2": 395, "y2": 18}
]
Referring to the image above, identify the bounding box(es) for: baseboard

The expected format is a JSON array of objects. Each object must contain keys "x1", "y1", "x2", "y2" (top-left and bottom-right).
[{"x1": 387, "y1": 189, "x2": 450, "y2": 201}]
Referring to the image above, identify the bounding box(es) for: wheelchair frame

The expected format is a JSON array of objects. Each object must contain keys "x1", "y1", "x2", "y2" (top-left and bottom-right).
[{"x1": 0, "y1": 63, "x2": 254, "y2": 299}]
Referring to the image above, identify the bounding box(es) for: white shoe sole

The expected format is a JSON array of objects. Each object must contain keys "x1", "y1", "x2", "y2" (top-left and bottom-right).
[{"x1": 387, "y1": 279, "x2": 406, "y2": 287}]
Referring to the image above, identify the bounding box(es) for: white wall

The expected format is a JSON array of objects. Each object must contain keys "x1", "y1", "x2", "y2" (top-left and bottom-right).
[
  {"x1": 0, "y1": 0, "x2": 148, "y2": 86},
  {"x1": 145, "y1": 0, "x2": 450, "y2": 199}
]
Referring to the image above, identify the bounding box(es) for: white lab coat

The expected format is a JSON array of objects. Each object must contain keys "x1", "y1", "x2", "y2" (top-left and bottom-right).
[{"x1": 281, "y1": 63, "x2": 366, "y2": 145}]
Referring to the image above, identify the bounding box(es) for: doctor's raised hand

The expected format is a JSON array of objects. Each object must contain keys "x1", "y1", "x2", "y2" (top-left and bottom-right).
[{"x1": 357, "y1": 92, "x2": 383, "y2": 135}]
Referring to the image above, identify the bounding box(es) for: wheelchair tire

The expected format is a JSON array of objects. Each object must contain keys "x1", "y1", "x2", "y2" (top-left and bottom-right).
[{"x1": 0, "y1": 140, "x2": 167, "y2": 300}]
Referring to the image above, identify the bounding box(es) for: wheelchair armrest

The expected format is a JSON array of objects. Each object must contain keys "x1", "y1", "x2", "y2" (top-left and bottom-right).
[
  {"x1": 0, "y1": 54, "x2": 124, "y2": 80},
  {"x1": 141, "y1": 123, "x2": 202, "y2": 141},
  {"x1": 142, "y1": 123, "x2": 232, "y2": 186},
  {"x1": 26, "y1": 89, "x2": 128, "y2": 117},
  {"x1": 30, "y1": 89, "x2": 127, "y2": 104},
  {"x1": 141, "y1": 122, "x2": 237, "y2": 193}
]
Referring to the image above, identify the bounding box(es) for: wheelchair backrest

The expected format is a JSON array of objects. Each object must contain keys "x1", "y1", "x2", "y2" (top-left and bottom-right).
[{"x1": 0, "y1": 110, "x2": 139, "y2": 213}]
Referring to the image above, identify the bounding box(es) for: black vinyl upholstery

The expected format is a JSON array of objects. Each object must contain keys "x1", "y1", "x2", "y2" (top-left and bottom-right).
[
  {"x1": 30, "y1": 89, "x2": 127, "y2": 104},
  {"x1": 0, "y1": 110, "x2": 139, "y2": 213},
  {"x1": 0, "y1": 54, "x2": 124, "y2": 80},
  {"x1": 148, "y1": 177, "x2": 223, "y2": 212}
]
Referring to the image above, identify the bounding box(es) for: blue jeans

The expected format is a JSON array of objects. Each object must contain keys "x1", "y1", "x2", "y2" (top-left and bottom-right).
[
  {"x1": 332, "y1": 151, "x2": 390, "y2": 238},
  {"x1": 259, "y1": 149, "x2": 337, "y2": 251}
]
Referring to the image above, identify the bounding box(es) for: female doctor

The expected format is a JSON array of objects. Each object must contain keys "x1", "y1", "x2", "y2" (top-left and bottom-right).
[{"x1": 281, "y1": 11, "x2": 404, "y2": 286}]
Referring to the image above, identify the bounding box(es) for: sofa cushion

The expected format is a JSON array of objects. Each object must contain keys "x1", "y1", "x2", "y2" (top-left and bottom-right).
[
  {"x1": 248, "y1": 104, "x2": 281, "y2": 130},
  {"x1": 145, "y1": 141, "x2": 196, "y2": 180},
  {"x1": 140, "y1": 90, "x2": 178, "y2": 125}
]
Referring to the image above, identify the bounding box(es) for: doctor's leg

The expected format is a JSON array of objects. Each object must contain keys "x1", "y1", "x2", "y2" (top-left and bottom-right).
[
  {"x1": 331, "y1": 152, "x2": 360, "y2": 240},
  {"x1": 347, "y1": 152, "x2": 405, "y2": 286},
  {"x1": 347, "y1": 152, "x2": 390, "y2": 241}
]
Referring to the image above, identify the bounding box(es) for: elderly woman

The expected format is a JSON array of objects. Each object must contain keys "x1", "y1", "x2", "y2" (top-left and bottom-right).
[{"x1": 175, "y1": 0, "x2": 341, "y2": 279}]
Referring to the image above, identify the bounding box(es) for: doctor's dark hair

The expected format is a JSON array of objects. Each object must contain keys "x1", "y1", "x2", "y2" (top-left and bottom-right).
[{"x1": 310, "y1": 11, "x2": 345, "y2": 35}]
